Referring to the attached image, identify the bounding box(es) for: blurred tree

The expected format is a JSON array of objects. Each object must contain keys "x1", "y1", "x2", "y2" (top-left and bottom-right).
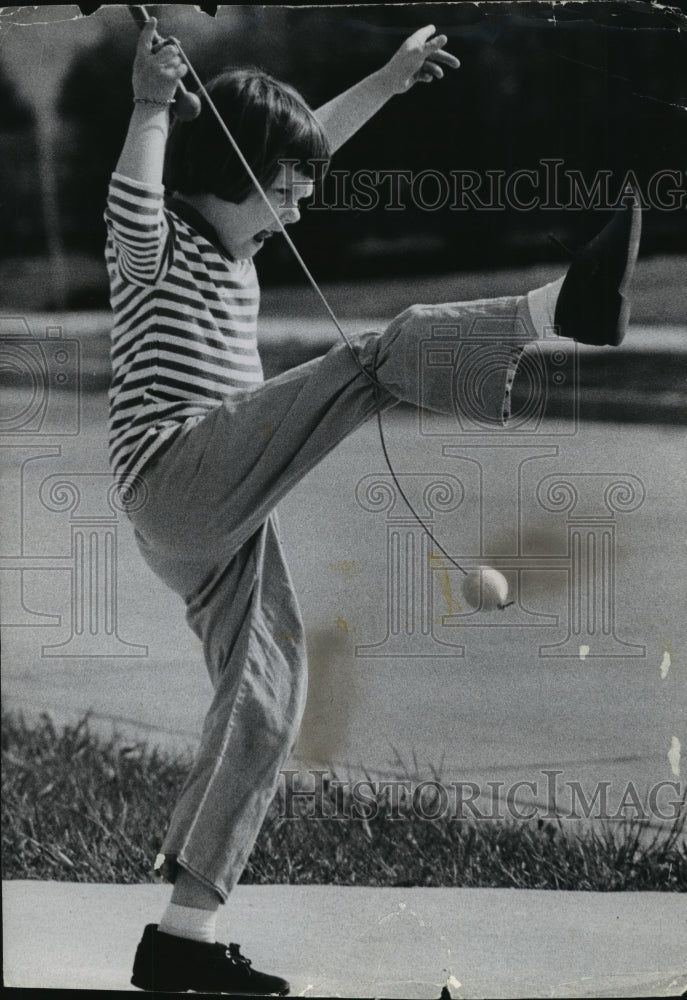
[
  {"x1": 0, "y1": 55, "x2": 33, "y2": 129},
  {"x1": 0, "y1": 57, "x2": 40, "y2": 257},
  {"x1": 57, "y1": 35, "x2": 132, "y2": 254}
]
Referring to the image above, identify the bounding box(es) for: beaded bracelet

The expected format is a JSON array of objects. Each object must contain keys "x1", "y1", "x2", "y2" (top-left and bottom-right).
[{"x1": 134, "y1": 96, "x2": 175, "y2": 107}]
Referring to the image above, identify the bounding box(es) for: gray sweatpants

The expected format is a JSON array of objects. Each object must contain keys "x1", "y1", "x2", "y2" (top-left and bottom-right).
[{"x1": 127, "y1": 294, "x2": 537, "y2": 900}]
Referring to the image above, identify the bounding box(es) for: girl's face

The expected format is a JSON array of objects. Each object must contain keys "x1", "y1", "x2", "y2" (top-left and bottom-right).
[{"x1": 196, "y1": 164, "x2": 315, "y2": 260}]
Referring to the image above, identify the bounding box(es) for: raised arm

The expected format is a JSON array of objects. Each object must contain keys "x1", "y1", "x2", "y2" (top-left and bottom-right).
[
  {"x1": 116, "y1": 17, "x2": 188, "y2": 184},
  {"x1": 106, "y1": 19, "x2": 190, "y2": 287},
  {"x1": 314, "y1": 25, "x2": 459, "y2": 154}
]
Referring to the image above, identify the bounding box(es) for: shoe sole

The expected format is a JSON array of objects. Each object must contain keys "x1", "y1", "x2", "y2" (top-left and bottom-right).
[{"x1": 131, "y1": 977, "x2": 289, "y2": 996}]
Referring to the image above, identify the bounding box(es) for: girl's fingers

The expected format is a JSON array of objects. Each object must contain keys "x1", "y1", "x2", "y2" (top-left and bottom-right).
[
  {"x1": 423, "y1": 61, "x2": 444, "y2": 79},
  {"x1": 430, "y1": 48, "x2": 460, "y2": 69},
  {"x1": 152, "y1": 37, "x2": 179, "y2": 56},
  {"x1": 417, "y1": 71, "x2": 434, "y2": 84},
  {"x1": 139, "y1": 17, "x2": 157, "y2": 50},
  {"x1": 160, "y1": 61, "x2": 186, "y2": 79},
  {"x1": 411, "y1": 24, "x2": 437, "y2": 46},
  {"x1": 156, "y1": 47, "x2": 182, "y2": 67}
]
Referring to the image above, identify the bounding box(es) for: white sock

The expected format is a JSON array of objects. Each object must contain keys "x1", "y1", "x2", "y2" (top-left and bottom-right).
[
  {"x1": 525, "y1": 276, "x2": 565, "y2": 339},
  {"x1": 158, "y1": 902, "x2": 218, "y2": 944}
]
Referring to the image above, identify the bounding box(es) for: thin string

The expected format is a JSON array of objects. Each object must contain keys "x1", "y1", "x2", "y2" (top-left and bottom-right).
[{"x1": 173, "y1": 37, "x2": 469, "y2": 577}]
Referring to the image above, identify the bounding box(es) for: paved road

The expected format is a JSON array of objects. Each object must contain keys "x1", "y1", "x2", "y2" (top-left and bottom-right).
[
  {"x1": 2, "y1": 320, "x2": 686, "y2": 828},
  {"x1": 3, "y1": 881, "x2": 687, "y2": 996}
]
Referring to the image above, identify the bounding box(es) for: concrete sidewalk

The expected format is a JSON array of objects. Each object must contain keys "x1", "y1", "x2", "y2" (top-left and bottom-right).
[{"x1": 3, "y1": 881, "x2": 686, "y2": 997}]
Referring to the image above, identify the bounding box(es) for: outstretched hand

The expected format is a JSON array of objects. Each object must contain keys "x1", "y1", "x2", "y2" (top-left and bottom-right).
[
  {"x1": 132, "y1": 17, "x2": 188, "y2": 103},
  {"x1": 382, "y1": 24, "x2": 460, "y2": 94}
]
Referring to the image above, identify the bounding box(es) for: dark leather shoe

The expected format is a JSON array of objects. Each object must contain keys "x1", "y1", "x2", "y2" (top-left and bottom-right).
[
  {"x1": 131, "y1": 924, "x2": 290, "y2": 994},
  {"x1": 553, "y1": 184, "x2": 642, "y2": 346}
]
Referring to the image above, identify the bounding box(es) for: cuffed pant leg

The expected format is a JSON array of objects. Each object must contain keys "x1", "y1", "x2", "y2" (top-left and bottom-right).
[
  {"x1": 370, "y1": 293, "x2": 537, "y2": 427},
  {"x1": 154, "y1": 518, "x2": 306, "y2": 900}
]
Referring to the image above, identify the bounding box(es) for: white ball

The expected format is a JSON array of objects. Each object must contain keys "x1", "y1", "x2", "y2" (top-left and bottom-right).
[{"x1": 462, "y1": 566, "x2": 509, "y2": 611}]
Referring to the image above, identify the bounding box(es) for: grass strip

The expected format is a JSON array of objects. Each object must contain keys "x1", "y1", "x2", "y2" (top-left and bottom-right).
[{"x1": 2, "y1": 711, "x2": 685, "y2": 890}]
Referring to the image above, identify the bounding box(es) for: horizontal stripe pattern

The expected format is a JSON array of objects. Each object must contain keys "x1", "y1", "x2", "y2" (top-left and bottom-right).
[{"x1": 105, "y1": 172, "x2": 262, "y2": 482}]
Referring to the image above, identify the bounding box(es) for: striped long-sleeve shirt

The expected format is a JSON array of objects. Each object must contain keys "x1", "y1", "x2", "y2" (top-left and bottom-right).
[{"x1": 104, "y1": 172, "x2": 263, "y2": 483}]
